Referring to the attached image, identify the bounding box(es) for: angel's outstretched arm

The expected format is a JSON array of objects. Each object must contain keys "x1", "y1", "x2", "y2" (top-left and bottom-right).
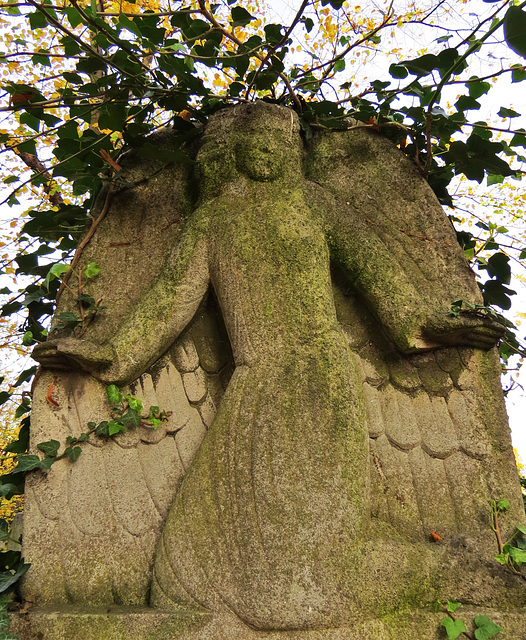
[
  {"x1": 308, "y1": 183, "x2": 431, "y2": 352},
  {"x1": 34, "y1": 215, "x2": 210, "y2": 385},
  {"x1": 307, "y1": 184, "x2": 503, "y2": 352}
]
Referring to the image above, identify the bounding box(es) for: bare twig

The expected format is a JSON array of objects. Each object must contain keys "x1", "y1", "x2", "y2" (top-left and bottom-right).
[{"x1": 56, "y1": 187, "x2": 114, "y2": 303}]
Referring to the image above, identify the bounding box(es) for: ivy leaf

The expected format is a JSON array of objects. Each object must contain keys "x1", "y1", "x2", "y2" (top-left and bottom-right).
[
  {"x1": 508, "y1": 546, "x2": 526, "y2": 566},
  {"x1": 84, "y1": 262, "x2": 101, "y2": 279},
  {"x1": 0, "y1": 521, "x2": 9, "y2": 542},
  {"x1": 496, "y1": 498, "x2": 510, "y2": 512},
  {"x1": 0, "y1": 562, "x2": 30, "y2": 594},
  {"x1": 389, "y1": 63, "x2": 408, "y2": 79},
  {"x1": 442, "y1": 616, "x2": 466, "y2": 639},
  {"x1": 64, "y1": 446, "x2": 82, "y2": 462},
  {"x1": 474, "y1": 615, "x2": 503, "y2": 639},
  {"x1": 52, "y1": 311, "x2": 82, "y2": 331},
  {"x1": 498, "y1": 107, "x2": 520, "y2": 118},
  {"x1": 13, "y1": 456, "x2": 43, "y2": 473},
  {"x1": 43, "y1": 263, "x2": 69, "y2": 289},
  {"x1": 95, "y1": 421, "x2": 110, "y2": 437},
  {"x1": 108, "y1": 420, "x2": 126, "y2": 436},
  {"x1": 120, "y1": 409, "x2": 142, "y2": 428},
  {"x1": 106, "y1": 385, "x2": 123, "y2": 406},
  {"x1": 125, "y1": 395, "x2": 143, "y2": 414},
  {"x1": 504, "y1": 6, "x2": 526, "y2": 58},
  {"x1": 37, "y1": 440, "x2": 60, "y2": 458},
  {"x1": 38, "y1": 457, "x2": 55, "y2": 470},
  {"x1": 446, "y1": 601, "x2": 463, "y2": 613},
  {"x1": 231, "y1": 6, "x2": 253, "y2": 27}
]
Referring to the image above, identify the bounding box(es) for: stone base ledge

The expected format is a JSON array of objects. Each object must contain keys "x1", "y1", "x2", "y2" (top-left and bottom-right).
[{"x1": 9, "y1": 605, "x2": 526, "y2": 640}]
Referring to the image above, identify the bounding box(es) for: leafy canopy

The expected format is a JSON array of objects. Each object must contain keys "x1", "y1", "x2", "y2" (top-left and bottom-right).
[{"x1": 0, "y1": 0, "x2": 526, "y2": 448}]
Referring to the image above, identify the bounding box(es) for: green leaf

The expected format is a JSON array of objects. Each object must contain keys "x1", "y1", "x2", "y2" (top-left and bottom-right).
[
  {"x1": 37, "y1": 440, "x2": 60, "y2": 458},
  {"x1": 442, "y1": 616, "x2": 466, "y2": 639},
  {"x1": 118, "y1": 13, "x2": 142, "y2": 38},
  {"x1": 446, "y1": 601, "x2": 462, "y2": 613},
  {"x1": 84, "y1": 262, "x2": 101, "y2": 279},
  {"x1": 504, "y1": 6, "x2": 526, "y2": 58},
  {"x1": 303, "y1": 17, "x2": 314, "y2": 32},
  {"x1": 468, "y1": 80, "x2": 491, "y2": 100},
  {"x1": 516, "y1": 524, "x2": 526, "y2": 534},
  {"x1": 496, "y1": 498, "x2": 510, "y2": 512},
  {"x1": 511, "y1": 65, "x2": 526, "y2": 83},
  {"x1": 95, "y1": 421, "x2": 110, "y2": 437},
  {"x1": 498, "y1": 107, "x2": 520, "y2": 118},
  {"x1": 52, "y1": 311, "x2": 82, "y2": 331},
  {"x1": 508, "y1": 546, "x2": 526, "y2": 566},
  {"x1": 403, "y1": 53, "x2": 439, "y2": 76},
  {"x1": 120, "y1": 409, "x2": 142, "y2": 428},
  {"x1": 389, "y1": 63, "x2": 408, "y2": 79},
  {"x1": 474, "y1": 615, "x2": 503, "y2": 639},
  {"x1": 19, "y1": 112, "x2": 40, "y2": 133},
  {"x1": 65, "y1": 446, "x2": 82, "y2": 462},
  {"x1": 0, "y1": 521, "x2": 9, "y2": 542},
  {"x1": 77, "y1": 293, "x2": 96, "y2": 309},
  {"x1": 486, "y1": 253, "x2": 511, "y2": 285},
  {"x1": 98, "y1": 103, "x2": 127, "y2": 132},
  {"x1": 22, "y1": 331, "x2": 34, "y2": 346},
  {"x1": 28, "y1": 9, "x2": 48, "y2": 29},
  {"x1": 43, "y1": 263, "x2": 69, "y2": 289},
  {"x1": 14, "y1": 401, "x2": 30, "y2": 420},
  {"x1": 510, "y1": 130, "x2": 526, "y2": 148},
  {"x1": 38, "y1": 457, "x2": 55, "y2": 470},
  {"x1": 0, "y1": 484, "x2": 18, "y2": 498},
  {"x1": 0, "y1": 562, "x2": 30, "y2": 594},
  {"x1": 13, "y1": 455, "x2": 44, "y2": 473},
  {"x1": 455, "y1": 95, "x2": 481, "y2": 112},
  {"x1": 125, "y1": 395, "x2": 143, "y2": 414},
  {"x1": 231, "y1": 6, "x2": 253, "y2": 27},
  {"x1": 334, "y1": 59, "x2": 345, "y2": 73},
  {"x1": 64, "y1": 6, "x2": 83, "y2": 28},
  {"x1": 264, "y1": 24, "x2": 282, "y2": 45},
  {"x1": 106, "y1": 385, "x2": 122, "y2": 406},
  {"x1": 108, "y1": 420, "x2": 126, "y2": 436},
  {"x1": 494, "y1": 551, "x2": 509, "y2": 565}
]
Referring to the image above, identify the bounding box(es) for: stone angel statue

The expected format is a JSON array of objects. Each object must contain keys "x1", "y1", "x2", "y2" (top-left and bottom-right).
[{"x1": 26, "y1": 102, "x2": 525, "y2": 634}]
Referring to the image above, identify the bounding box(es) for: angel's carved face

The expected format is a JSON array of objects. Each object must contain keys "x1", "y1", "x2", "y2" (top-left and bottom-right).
[{"x1": 235, "y1": 130, "x2": 285, "y2": 182}]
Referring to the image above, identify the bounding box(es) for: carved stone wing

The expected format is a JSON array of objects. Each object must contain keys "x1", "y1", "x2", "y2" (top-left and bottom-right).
[
  {"x1": 22, "y1": 132, "x2": 234, "y2": 605},
  {"x1": 310, "y1": 122, "x2": 526, "y2": 551},
  {"x1": 306, "y1": 126, "x2": 483, "y2": 314}
]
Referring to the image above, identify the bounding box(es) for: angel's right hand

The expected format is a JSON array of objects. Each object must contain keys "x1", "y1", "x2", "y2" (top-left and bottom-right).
[{"x1": 33, "y1": 338, "x2": 116, "y2": 377}]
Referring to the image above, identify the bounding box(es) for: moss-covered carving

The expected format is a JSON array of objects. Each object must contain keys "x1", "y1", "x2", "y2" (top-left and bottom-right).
[{"x1": 25, "y1": 102, "x2": 525, "y2": 637}]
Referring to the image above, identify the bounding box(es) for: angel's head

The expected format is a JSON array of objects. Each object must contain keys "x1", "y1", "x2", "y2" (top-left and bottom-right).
[{"x1": 196, "y1": 102, "x2": 302, "y2": 198}]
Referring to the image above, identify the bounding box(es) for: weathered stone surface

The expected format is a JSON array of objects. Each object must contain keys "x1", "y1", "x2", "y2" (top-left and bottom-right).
[
  {"x1": 24, "y1": 101, "x2": 525, "y2": 638},
  {"x1": 9, "y1": 605, "x2": 526, "y2": 640}
]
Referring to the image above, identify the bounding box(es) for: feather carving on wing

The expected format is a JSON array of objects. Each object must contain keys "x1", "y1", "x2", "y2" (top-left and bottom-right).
[
  {"x1": 23, "y1": 134, "x2": 234, "y2": 605},
  {"x1": 310, "y1": 127, "x2": 524, "y2": 551}
]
